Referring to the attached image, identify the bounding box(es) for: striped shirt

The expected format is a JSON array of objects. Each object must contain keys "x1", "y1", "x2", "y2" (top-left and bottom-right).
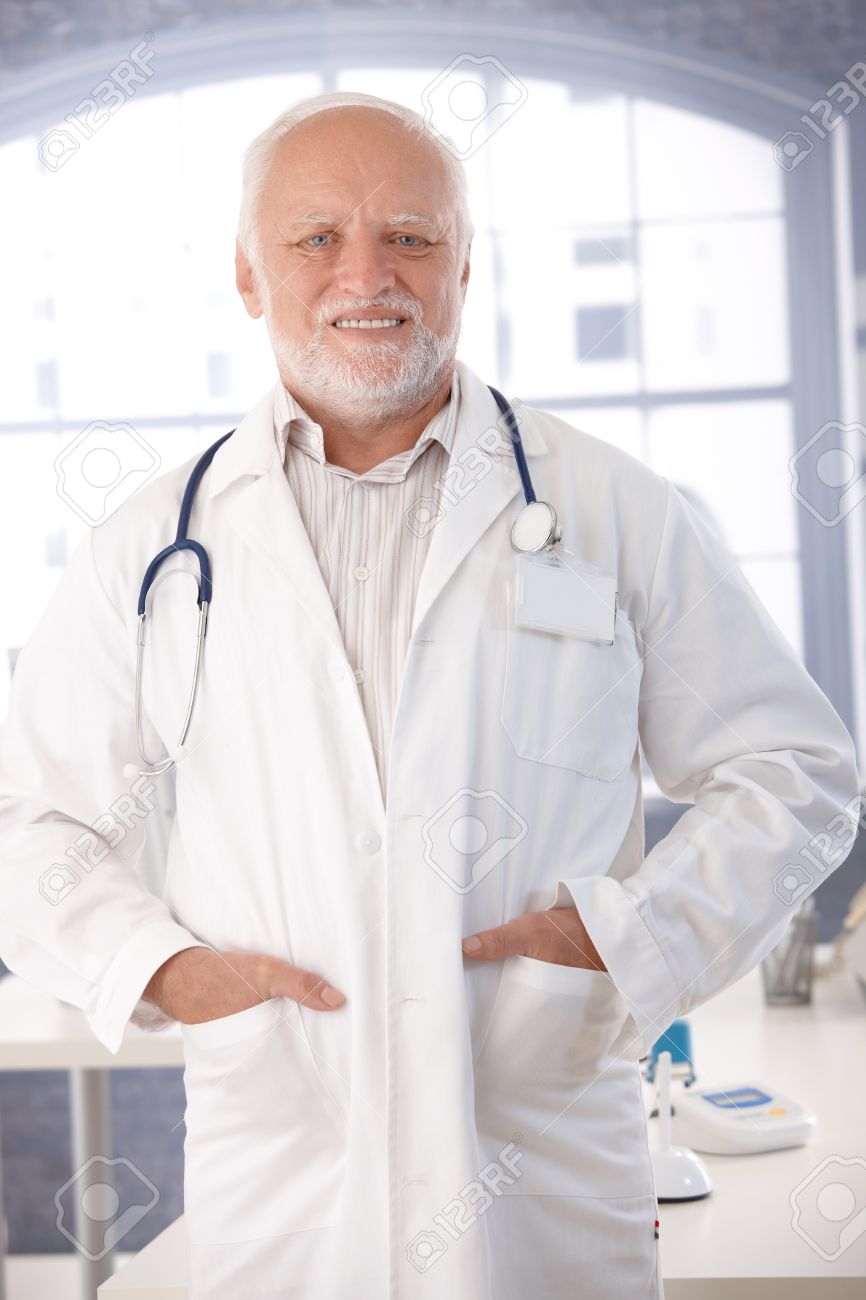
[{"x1": 273, "y1": 368, "x2": 461, "y2": 803}]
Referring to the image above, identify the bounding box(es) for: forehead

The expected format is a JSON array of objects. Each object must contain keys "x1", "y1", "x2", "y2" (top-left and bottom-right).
[{"x1": 266, "y1": 111, "x2": 456, "y2": 227}]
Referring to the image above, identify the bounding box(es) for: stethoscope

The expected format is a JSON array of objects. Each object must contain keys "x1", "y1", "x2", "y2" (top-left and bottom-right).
[{"x1": 124, "y1": 385, "x2": 560, "y2": 779}]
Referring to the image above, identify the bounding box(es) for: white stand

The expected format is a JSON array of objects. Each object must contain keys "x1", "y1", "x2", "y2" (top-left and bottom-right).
[{"x1": 651, "y1": 1050, "x2": 713, "y2": 1202}]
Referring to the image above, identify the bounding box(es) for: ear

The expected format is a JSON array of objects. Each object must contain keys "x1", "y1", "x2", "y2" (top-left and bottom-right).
[
  {"x1": 235, "y1": 240, "x2": 264, "y2": 319},
  {"x1": 460, "y1": 240, "x2": 471, "y2": 300}
]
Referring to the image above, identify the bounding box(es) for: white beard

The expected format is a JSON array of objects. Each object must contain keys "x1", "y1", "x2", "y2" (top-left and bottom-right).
[{"x1": 262, "y1": 291, "x2": 462, "y2": 425}]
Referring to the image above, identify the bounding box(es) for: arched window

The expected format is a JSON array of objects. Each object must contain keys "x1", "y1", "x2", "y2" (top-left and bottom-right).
[{"x1": 0, "y1": 26, "x2": 853, "y2": 743}]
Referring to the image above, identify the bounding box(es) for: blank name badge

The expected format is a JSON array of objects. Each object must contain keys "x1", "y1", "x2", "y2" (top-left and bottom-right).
[{"x1": 513, "y1": 552, "x2": 617, "y2": 643}]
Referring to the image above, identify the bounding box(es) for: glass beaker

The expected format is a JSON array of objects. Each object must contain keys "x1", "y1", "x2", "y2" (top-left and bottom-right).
[{"x1": 760, "y1": 898, "x2": 817, "y2": 1005}]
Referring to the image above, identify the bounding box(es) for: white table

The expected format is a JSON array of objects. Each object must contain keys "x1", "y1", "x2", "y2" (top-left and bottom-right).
[
  {"x1": 0, "y1": 975, "x2": 184, "y2": 1300},
  {"x1": 645, "y1": 948, "x2": 866, "y2": 1297},
  {"x1": 97, "y1": 947, "x2": 866, "y2": 1298}
]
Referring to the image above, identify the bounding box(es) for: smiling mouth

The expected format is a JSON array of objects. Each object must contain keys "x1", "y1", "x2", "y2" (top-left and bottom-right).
[{"x1": 330, "y1": 318, "x2": 408, "y2": 331}]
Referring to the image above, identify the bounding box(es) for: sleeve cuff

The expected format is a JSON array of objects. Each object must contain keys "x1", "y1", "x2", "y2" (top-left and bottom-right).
[
  {"x1": 85, "y1": 921, "x2": 211, "y2": 1054},
  {"x1": 554, "y1": 874, "x2": 681, "y2": 1059}
]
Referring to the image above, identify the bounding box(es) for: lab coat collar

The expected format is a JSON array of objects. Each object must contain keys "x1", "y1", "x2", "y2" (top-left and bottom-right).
[
  {"x1": 204, "y1": 359, "x2": 550, "y2": 653},
  {"x1": 205, "y1": 359, "x2": 548, "y2": 499},
  {"x1": 206, "y1": 386, "x2": 276, "y2": 498}
]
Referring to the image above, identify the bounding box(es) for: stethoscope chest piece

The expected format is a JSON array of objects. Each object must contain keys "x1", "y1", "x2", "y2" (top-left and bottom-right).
[{"x1": 511, "y1": 499, "x2": 562, "y2": 553}]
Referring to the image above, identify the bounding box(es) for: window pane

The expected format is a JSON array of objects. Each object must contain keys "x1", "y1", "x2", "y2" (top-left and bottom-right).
[
  {"x1": 641, "y1": 218, "x2": 790, "y2": 391},
  {"x1": 575, "y1": 304, "x2": 636, "y2": 361},
  {"x1": 0, "y1": 140, "x2": 56, "y2": 423},
  {"x1": 487, "y1": 86, "x2": 633, "y2": 228},
  {"x1": 635, "y1": 100, "x2": 783, "y2": 220},
  {"x1": 0, "y1": 434, "x2": 86, "y2": 715},
  {"x1": 647, "y1": 399, "x2": 797, "y2": 554},
  {"x1": 500, "y1": 230, "x2": 639, "y2": 397}
]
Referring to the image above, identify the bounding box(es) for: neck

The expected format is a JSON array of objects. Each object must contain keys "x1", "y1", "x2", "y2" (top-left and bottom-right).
[{"x1": 282, "y1": 368, "x2": 455, "y2": 475}]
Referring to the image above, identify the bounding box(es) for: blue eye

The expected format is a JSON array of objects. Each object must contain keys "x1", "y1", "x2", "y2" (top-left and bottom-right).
[{"x1": 303, "y1": 233, "x2": 426, "y2": 250}]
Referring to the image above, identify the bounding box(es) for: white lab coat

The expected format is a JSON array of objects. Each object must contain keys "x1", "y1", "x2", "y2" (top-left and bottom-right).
[{"x1": 0, "y1": 359, "x2": 860, "y2": 1300}]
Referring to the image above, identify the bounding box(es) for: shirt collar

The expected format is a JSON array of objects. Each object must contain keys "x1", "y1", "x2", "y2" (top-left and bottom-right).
[{"x1": 273, "y1": 367, "x2": 461, "y2": 482}]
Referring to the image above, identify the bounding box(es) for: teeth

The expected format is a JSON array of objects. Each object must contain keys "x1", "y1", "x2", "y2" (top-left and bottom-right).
[{"x1": 333, "y1": 319, "x2": 404, "y2": 329}]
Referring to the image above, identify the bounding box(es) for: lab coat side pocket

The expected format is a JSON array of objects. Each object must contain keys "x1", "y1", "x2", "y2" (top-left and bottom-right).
[
  {"x1": 181, "y1": 995, "x2": 347, "y2": 1245},
  {"x1": 180, "y1": 997, "x2": 284, "y2": 1048},
  {"x1": 478, "y1": 954, "x2": 630, "y2": 1085},
  {"x1": 500, "y1": 608, "x2": 643, "y2": 780},
  {"x1": 473, "y1": 954, "x2": 652, "y2": 1199}
]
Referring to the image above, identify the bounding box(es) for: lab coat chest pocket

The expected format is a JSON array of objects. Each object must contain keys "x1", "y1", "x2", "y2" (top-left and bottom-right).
[
  {"x1": 181, "y1": 998, "x2": 347, "y2": 1245},
  {"x1": 500, "y1": 603, "x2": 643, "y2": 780}
]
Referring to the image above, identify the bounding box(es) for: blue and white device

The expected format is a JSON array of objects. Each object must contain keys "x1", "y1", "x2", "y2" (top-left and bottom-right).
[{"x1": 671, "y1": 1084, "x2": 816, "y2": 1155}]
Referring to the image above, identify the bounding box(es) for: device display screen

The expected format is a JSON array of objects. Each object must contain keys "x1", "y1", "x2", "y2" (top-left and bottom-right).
[{"x1": 703, "y1": 1087, "x2": 772, "y2": 1108}]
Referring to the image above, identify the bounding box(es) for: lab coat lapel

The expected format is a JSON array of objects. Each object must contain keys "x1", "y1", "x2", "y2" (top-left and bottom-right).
[
  {"x1": 207, "y1": 390, "x2": 346, "y2": 657},
  {"x1": 204, "y1": 389, "x2": 385, "y2": 820},
  {"x1": 410, "y1": 360, "x2": 549, "y2": 637}
]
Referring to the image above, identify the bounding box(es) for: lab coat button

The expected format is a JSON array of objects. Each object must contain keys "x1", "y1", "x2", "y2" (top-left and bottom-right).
[{"x1": 355, "y1": 831, "x2": 381, "y2": 854}]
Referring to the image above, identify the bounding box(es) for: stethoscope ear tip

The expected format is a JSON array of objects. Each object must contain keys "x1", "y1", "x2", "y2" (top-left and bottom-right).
[{"x1": 122, "y1": 762, "x2": 140, "y2": 781}]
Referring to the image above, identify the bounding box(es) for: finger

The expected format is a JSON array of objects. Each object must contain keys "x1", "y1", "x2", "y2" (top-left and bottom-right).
[
  {"x1": 462, "y1": 914, "x2": 532, "y2": 962},
  {"x1": 269, "y1": 959, "x2": 347, "y2": 1011}
]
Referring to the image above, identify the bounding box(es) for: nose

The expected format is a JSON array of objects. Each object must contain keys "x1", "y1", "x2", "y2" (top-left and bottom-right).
[{"x1": 332, "y1": 230, "x2": 398, "y2": 302}]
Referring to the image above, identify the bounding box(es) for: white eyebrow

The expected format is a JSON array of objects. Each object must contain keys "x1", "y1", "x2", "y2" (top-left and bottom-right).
[
  {"x1": 386, "y1": 212, "x2": 438, "y2": 230},
  {"x1": 289, "y1": 211, "x2": 438, "y2": 230},
  {"x1": 289, "y1": 214, "x2": 341, "y2": 226}
]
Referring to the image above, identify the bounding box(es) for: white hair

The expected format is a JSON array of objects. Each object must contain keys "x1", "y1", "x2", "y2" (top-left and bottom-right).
[{"x1": 236, "y1": 91, "x2": 474, "y2": 268}]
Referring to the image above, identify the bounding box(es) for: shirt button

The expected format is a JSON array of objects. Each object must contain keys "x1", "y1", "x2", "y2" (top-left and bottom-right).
[
  {"x1": 353, "y1": 667, "x2": 366, "y2": 684},
  {"x1": 355, "y1": 831, "x2": 381, "y2": 854},
  {"x1": 353, "y1": 565, "x2": 370, "y2": 582}
]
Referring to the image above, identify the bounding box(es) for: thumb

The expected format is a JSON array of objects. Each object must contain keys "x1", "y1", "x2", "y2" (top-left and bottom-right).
[{"x1": 462, "y1": 915, "x2": 528, "y2": 962}]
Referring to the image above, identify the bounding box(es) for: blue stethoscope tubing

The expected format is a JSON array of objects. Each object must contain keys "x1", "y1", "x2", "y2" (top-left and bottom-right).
[
  {"x1": 131, "y1": 427, "x2": 235, "y2": 776},
  {"x1": 136, "y1": 427, "x2": 236, "y2": 618},
  {"x1": 129, "y1": 386, "x2": 558, "y2": 777},
  {"x1": 488, "y1": 385, "x2": 535, "y2": 506},
  {"x1": 489, "y1": 386, "x2": 562, "y2": 554}
]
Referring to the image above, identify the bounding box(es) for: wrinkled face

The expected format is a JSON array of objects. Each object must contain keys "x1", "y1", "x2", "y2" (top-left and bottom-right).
[{"x1": 235, "y1": 107, "x2": 471, "y2": 422}]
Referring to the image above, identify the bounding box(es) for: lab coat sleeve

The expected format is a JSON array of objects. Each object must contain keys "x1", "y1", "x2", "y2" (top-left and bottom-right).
[
  {"x1": 555, "y1": 476, "x2": 862, "y2": 1060},
  {"x1": 0, "y1": 527, "x2": 210, "y2": 1054}
]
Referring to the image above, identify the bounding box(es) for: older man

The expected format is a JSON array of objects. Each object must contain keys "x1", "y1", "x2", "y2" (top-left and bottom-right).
[{"x1": 0, "y1": 92, "x2": 859, "y2": 1300}]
